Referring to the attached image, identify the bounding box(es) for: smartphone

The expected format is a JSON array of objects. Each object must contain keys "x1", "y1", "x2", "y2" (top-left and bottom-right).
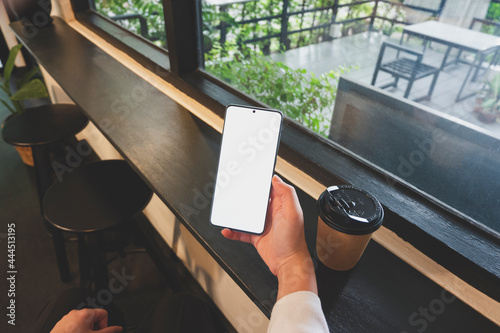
[{"x1": 210, "y1": 105, "x2": 283, "y2": 235}]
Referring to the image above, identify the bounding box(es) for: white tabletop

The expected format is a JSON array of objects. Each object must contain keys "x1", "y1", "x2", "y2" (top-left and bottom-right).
[{"x1": 404, "y1": 21, "x2": 500, "y2": 53}]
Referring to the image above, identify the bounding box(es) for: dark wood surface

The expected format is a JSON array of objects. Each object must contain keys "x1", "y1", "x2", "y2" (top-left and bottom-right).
[
  {"x1": 11, "y1": 18, "x2": 499, "y2": 332},
  {"x1": 44, "y1": 160, "x2": 153, "y2": 232},
  {"x1": 73, "y1": 11, "x2": 500, "y2": 303},
  {"x1": 1, "y1": 104, "x2": 88, "y2": 147},
  {"x1": 76, "y1": 12, "x2": 171, "y2": 72},
  {"x1": 330, "y1": 77, "x2": 500, "y2": 236}
]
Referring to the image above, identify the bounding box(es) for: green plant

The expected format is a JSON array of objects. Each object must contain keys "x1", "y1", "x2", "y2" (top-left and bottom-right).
[
  {"x1": 341, "y1": 2, "x2": 374, "y2": 36},
  {"x1": 95, "y1": 0, "x2": 167, "y2": 48},
  {"x1": 200, "y1": 0, "x2": 408, "y2": 55},
  {"x1": 371, "y1": 0, "x2": 405, "y2": 36},
  {"x1": 486, "y1": 2, "x2": 500, "y2": 22},
  {"x1": 206, "y1": 43, "x2": 349, "y2": 136},
  {"x1": 0, "y1": 44, "x2": 49, "y2": 115},
  {"x1": 478, "y1": 73, "x2": 500, "y2": 114}
]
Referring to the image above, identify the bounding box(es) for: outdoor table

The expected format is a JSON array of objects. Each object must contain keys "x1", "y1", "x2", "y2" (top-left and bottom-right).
[
  {"x1": 11, "y1": 17, "x2": 500, "y2": 333},
  {"x1": 402, "y1": 21, "x2": 500, "y2": 102}
]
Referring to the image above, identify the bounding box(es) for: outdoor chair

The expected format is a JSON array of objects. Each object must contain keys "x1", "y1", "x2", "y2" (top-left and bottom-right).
[{"x1": 371, "y1": 41, "x2": 440, "y2": 100}]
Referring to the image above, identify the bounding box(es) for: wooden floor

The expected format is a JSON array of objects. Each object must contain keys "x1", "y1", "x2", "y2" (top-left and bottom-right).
[{"x1": 271, "y1": 31, "x2": 500, "y2": 139}]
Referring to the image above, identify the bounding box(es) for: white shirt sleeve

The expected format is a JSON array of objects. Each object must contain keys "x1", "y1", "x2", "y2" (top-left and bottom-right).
[{"x1": 268, "y1": 291, "x2": 329, "y2": 333}]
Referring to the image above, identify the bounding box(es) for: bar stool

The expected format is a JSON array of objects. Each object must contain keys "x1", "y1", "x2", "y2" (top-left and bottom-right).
[
  {"x1": 2, "y1": 104, "x2": 89, "y2": 281},
  {"x1": 43, "y1": 160, "x2": 153, "y2": 290}
]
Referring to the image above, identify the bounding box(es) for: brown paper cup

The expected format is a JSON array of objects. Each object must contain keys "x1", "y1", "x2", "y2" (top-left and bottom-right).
[
  {"x1": 316, "y1": 185, "x2": 383, "y2": 271},
  {"x1": 316, "y1": 217, "x2": 373, "y2": 270}
]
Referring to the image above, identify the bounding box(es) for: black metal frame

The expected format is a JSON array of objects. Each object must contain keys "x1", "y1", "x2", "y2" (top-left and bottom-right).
[
  {"x1": 401, "y1": 21, "x2": 500, "y2": 103},
  {"x1": 371, "y1": 41, "x2": 440, "y2": 100},
  {"x1": 110, "y1": 13, "x2": 154, "y2": 40},
  {"x1": 450, "y1": 18, "x2": 500, "y2": 84},
  {"x1": 453, "y1": 18, "x2": 500, "y2": 66},
  {"x1": 470, "y1": 17, "x2": 500, "y2": 36},
  {"x1": 203, "y1": 0, "x2": 447, "y2": 55},
  {"x1": 67, "y1": 0, "x2": 500, "y2": 301},
  {"x1": 84, "y1": 0, "x2": 447, "y2": 61},
  {"x1": 162, "y1": 0, "x2": 198, "y2": 74}
]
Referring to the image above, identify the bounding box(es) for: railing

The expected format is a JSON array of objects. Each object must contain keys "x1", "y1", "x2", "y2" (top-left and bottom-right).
[
  {"x1": 204, "y1": 0, "x2": 448, "y2": 53},
  {"x1": 470, "y1": 17, "x2": 500, "y2": 36},
  {"x1": 89, "y1": 0, "x2": 164, "y2": 45},
  {"x1": 110, "y1": 14, "x2": 152, "y2": 40},
  {"x1": 374, "y1": 0, "x2": 447, "y2": 33}
]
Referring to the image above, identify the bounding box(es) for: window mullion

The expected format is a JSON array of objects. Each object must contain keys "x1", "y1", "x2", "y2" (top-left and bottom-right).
[{"x1": 162, "y1": 0, "x2": 199, "y2": 74}]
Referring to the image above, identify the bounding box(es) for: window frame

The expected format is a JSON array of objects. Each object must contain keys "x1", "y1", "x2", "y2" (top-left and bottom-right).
[{"x1": 72, "y1": 0, "x2": 500, "y2": 301}]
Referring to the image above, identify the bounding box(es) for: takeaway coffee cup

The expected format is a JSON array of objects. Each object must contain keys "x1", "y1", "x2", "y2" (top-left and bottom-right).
[{"x1": 316, "y1": 185, "x2": 384, "y2": 271}]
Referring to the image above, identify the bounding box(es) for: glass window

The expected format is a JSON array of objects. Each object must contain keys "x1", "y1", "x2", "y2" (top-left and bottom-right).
[
  {"x1": 200, "y1": 0, "x2": 500, "y2": 234},
  {"x1": 92, "y1": 0, "x2": 167, "y2": 49}
]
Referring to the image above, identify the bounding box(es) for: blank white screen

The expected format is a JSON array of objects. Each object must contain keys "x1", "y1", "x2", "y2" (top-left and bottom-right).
[{"x1": 210, "y1": 106, "x2": 282, "y2": 234}]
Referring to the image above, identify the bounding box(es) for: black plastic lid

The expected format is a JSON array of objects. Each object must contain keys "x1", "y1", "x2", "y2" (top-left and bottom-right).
[{"x1": 317, "y1": 185, "x2": 384, "y2": 235}]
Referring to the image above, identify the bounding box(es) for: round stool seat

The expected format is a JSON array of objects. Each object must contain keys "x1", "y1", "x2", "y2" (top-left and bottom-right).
[
  {"x1": 2, "y1": 104, "x2": 89, "y2": 283},
  {"x1": 43, "y1": 160, "x2": 153, "y2": 233},
  {"x1": 2, "y1": 104, "x2": 89, "y2": 147}
]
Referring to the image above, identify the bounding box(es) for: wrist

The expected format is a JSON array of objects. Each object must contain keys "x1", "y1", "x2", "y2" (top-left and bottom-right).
[{"x1": 276, "y1": 252, "x2": 317, "y2": 300}]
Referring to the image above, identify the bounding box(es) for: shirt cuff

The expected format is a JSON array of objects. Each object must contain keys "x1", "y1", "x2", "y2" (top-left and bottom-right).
[{"x1": 268, "y1": 291, "x2": 329, "y2": 333}]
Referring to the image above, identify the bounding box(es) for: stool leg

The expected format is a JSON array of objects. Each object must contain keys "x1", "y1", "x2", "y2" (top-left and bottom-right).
[
  {"x1": 78, "y1": 234, "x2": 91, "y2": 288},
  {"x1": 88, "y1": 234, "x2": 109, "y2": 291},
  {"x1": 35, "y1": 146, "x2": 71, "y2": 282},
  {"x1": 32, "y1": 146, "x2": 53, "y2": 212},
  {"x1": 45, "y1": 220, "x2": 71, "y2": 282}
]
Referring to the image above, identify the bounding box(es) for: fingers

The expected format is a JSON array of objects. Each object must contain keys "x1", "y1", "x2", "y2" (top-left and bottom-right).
[
  {"x1": 92, "y1": 308, "x2": 109, "y2": 330},
  {"x1": 273, "y1": 175, "x2": 300, "y2": 207},
  {"x1": 221, "y1": 228, "x2": 253, "y2": 244},
  {"x1": 51, "y1": 309, "x2": 123, "y2": 333},
  {"x1": 272, "y1": 174, "x2": 293, "y2": 195},
  {"x1": 271, "y1": 175, "x2": 302, "y2": 215},
  {"x1": 221, "y1": 228, "x2": 235, "y2": 239},
  {"x1": 271, "y1": 174, "x2": 287, "y2": 202},
  {"x1": 97, "y1": 326, "x2": 123, "y2": 333}
]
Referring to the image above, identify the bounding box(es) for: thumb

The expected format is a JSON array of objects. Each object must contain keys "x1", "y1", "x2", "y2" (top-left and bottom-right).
[
  {"x1": 271, "y1": 175, "x2": 302, "y2": 216},
  {"x1": 271, "y1": 175, "x2": 285, "y2": 199},
  {"x1": 272, "y1": 174, "x2": 284, "y2": 185}
]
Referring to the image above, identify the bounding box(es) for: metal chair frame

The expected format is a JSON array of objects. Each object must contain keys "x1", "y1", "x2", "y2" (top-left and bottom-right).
[{"x1": 371, "y1": 41, "x2": 440, "y2": 100}]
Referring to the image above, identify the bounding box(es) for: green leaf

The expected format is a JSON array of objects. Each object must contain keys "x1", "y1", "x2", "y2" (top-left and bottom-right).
[
  {"x1": 16, "y1": 66, "x2": 40, "y2": 89},
  {"x1": 482, "y1": 98, "x2": 496, "y2": 109},
  {"x1": 0, "y1": 82, "x2": 9, "y2": 94},
  {"x1": 0, "y1": 98, "x2": 15, "y2": 114},
  {"x1": 11, "y1": 79, "x2": 49, "y2": 101},
  {"x1": 4, "y1": 44, "x2": 23, "y2": 87},
  {"x1": 491, "y1": 74, "x2": 500, "y2": 96}
]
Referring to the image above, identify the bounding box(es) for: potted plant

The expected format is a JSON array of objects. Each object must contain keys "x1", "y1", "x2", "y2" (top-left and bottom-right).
[
  {"x1": 474, "y1": 72, "x2": 500, "y2": 123},
  {"x1": 1, "y1": 44, "x2": 49, "y2": 165}
]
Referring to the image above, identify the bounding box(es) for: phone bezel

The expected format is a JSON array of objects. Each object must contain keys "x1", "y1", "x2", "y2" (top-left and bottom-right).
[{"x1": 209, "y1": 104, "x2": 283, "y2": 235}]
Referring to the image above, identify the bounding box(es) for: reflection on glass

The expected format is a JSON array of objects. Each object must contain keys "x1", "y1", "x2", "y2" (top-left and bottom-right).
[
  {"x1": 200, "y1": 0, "x2": 500, "y2": 234},
  {"x1": 92, "y1": 0, "x2": 167, "y2": 49}
]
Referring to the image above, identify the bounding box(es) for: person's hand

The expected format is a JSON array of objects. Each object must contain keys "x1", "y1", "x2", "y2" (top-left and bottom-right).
[
  {"x1": 222, "y1": 175, "x2": 317, "y2": 299},
  {"x1": 51, "y1": 308, "x2": 123, "y2": 333}
]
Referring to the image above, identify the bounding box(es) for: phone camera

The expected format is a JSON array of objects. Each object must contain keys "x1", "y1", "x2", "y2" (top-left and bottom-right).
[{"x1": 253, "y1": 110, "x2": 256, "y2": 113}]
